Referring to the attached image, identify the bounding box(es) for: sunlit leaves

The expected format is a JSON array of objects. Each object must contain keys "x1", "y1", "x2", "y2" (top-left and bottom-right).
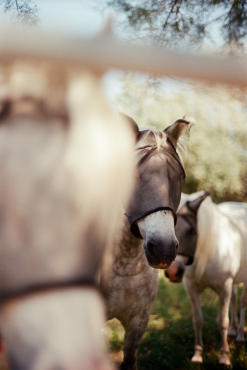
[{"x1": 115, "y1": 75, "x2": 247, "y2": 203}]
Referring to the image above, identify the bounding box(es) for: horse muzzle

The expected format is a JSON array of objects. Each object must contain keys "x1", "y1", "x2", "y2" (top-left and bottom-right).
[
  {"x1": 144, "y1": 237, "x2": 178, "y2": 269},
  {"x1": 165, "y1": 260, "x2": 185, "y2": 282}
]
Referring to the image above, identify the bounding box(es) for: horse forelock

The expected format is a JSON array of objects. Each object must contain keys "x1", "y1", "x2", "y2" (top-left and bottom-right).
[
  {"x1": 138, "y1": 127, "x2": 187, "y2": 164},
  {"x1": 194, "y1": 196, "x2": 217, "y2": 280}
]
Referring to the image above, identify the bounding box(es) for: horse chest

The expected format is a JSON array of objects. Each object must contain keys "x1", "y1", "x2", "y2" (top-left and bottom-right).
[
  {"x1": 105, "y1": 268, "x2": 158, "y2": 321},
  {"x1": 185, "y1": 259, "x2": 239, "y2": 289}
]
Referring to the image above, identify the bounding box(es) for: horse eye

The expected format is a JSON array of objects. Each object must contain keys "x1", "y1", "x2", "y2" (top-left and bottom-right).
[{"x1": 186, "y1": 228, "x2": 197, "y2": 235}]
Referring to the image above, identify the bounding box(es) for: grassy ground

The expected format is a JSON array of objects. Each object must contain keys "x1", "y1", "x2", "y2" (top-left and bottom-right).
[{"x1": 104, "y1": 271, "x2": 247, "y2": 370}]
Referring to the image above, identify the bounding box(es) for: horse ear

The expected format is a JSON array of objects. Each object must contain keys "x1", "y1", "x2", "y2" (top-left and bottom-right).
[
  {"x1": 187, "y1": 192, "x2": 209, "y2": 213},
  {"x1": 164, "y1": 115, "x2": 195, "y2": 148},
  {"x1": 119, "y1": 112, "x2": 140, "y2": 142}
]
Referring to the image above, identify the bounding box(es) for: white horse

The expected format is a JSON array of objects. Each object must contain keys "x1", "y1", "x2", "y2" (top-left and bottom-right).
[
  {"x1": 0, "y1": 61, "x2": 134, "y2": 370},
  {"x1": 166, "y1": 192, "x2": 247, "y2": 366}
]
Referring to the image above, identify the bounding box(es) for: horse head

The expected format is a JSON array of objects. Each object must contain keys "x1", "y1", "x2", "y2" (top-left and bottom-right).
[
  {"x1": 122, "y1": 113, "x2": 195, "y2": 269},
  {"x1": 165, "y1": 191, "x2": 209, "y2": 282},
  {"x1": 0, "y1": 64, "x2": 135, "y2": 370}
]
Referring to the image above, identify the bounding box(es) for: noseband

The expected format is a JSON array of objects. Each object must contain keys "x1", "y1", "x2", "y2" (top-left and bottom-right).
[
  {"x1": 126, "y1": 144, "x2": 181, "y2": 239},
  {"x1": 129, "y1": 206, "x2": 177, "y2": 239}
]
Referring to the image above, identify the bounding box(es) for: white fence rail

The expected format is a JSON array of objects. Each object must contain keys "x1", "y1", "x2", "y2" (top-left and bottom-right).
[{"x1": 1, "y1": 26, "x2": 247, "y2": 87}]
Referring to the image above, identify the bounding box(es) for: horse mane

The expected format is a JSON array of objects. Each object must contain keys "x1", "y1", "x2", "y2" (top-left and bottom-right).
[
  {"x1": 194, "y1": 196, "x2": 218, "y2": 280},
  {"x1": 139, "y1": 124, "x2": 193, "y2": 163}
]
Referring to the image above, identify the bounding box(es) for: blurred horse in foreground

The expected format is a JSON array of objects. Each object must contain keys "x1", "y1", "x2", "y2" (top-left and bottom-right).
[
  {"x1": 0, "y1": 61, "x2": 134, "y2": 370},
  {"x1": 101, "y1": 115, "x2": 194, "y2": 370},
  {"x1": 166, "y1": 192, "x2": 247, "y2": 366}
]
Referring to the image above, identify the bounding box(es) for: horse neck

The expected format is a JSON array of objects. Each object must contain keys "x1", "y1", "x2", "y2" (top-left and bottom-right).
[
  {"x1": 194, "y1": 199, "x2": 244, "y2": 280},
  {"x1": 100, "y1": 215, "x2": 145, "y2": 283},
  {"x1": 119, "y1": 216, "x2": 144, "y2": 258},
  {"x1": 194, "y1": 199, "x2": 218, "y2": 279}
]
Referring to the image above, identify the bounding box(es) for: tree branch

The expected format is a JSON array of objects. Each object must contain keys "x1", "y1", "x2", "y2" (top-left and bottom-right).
[
  {"x1": 154, "y1": 5, "x2": 166, "y2": 16},
  {"x1": 162, "y1": 0, "x2": 180, "y2": 29}
]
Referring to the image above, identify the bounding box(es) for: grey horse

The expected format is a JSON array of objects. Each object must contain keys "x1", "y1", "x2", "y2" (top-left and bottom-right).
[{"x1": 101, "y1": 114, "x2": 194, "y2": 370}]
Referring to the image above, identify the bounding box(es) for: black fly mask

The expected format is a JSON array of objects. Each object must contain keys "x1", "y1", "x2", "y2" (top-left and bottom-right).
[
  {"x1": 119, "y1": 112, "x2": 195, "y2": 269},
  {"x1": 126, "y1": 132, "x2": 186, "y2": 239},
  {"x1": 176, "y1": 192, "x2": 209, "y2": 265},
  {"x1": 176, "y1": 202, "x2": 198, "y2": 266}
]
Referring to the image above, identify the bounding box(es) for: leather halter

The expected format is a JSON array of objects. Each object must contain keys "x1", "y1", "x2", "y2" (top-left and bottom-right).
[
  {"x1": 128, "y1": 206, "x2": 177, "y2": 240},
  {"x1": 0, "y1": 279, "x2": 99, "y2": 303},
  {"x1": 126, "y1": 144, "x2": 180, "y2": 239}
]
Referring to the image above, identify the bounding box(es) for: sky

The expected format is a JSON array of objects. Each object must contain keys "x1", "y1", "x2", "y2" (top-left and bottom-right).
[
  {"x1": 0, "y1": 1, "x2": 225, "y2": 101},
  {"x1": 0, "y1": 1, "x2": 105, "y2": 37},
  {"x1": 35, "y1": 0, "x2": 105, "y2": 38},
  {"x1": 34, "y1": 0, "x2": 126, "y2": 101}
]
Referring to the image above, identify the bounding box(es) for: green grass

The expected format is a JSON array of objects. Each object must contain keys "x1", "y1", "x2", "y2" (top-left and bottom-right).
[{"x1": 104, "y1": 272, "x2": 247, "y2": 369}]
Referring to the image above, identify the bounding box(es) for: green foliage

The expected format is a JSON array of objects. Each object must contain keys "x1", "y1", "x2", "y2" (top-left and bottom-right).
[
  {"x1": 107, "y1": 0, "x2": 247, "y2": 48},
  {"x1": 115, "y1": 75, "x2": 247, "y2": 203},
  {"x1": 104, "y1": 274, "x2": 247, "y2": 369}
]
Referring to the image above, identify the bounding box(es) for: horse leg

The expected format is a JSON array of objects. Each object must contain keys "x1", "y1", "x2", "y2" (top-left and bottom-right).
[
  {"x1": 217, "y1": 277, "x2": 232, "y2": 366},
  {"x1": 120, "y1": 310, "x2": 150, "y2": 370},
  {"x1": 184, "y1": 279, "x2": 204, "y2": 363},
  {"x1": 228, "y1": 285, "x2": 238, "y2": 339},
  {"x1": 236, "y1": 282, "x2": 247, "y2": 343}
]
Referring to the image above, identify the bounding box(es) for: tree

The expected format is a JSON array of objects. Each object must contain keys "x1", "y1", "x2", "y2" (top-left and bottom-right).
[
  {"x1": 0, "y1": 0, "x2": 39, "y2": 28},
  {"x1": 115, "y1": 75, "x2": 247, "y2": 203},
  {"x1": 107, "y1": 0, "x2": 247, "y2": 48}
]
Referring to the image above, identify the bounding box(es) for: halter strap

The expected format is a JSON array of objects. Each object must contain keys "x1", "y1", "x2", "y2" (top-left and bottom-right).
[
  {"x1": 0, "y1": 278, "x2": 100, "y2": 303},
  {"x1": 0, "y1": 98, "x2": 69, "y2": 123}
]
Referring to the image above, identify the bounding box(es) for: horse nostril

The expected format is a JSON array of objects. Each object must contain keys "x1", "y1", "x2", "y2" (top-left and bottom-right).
[
  {"x1": 175, "y1": 243, "x2": 179, "y2": 250},
  {"x1": 147, "y1": 242, "x2": 157, "y2": 259},
  {"x1": 176, "y1": 267, "x2": 185, "y2": 280},
  {"x1": 165, "y1": 270, "x2": 169, "y2": 278}
]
